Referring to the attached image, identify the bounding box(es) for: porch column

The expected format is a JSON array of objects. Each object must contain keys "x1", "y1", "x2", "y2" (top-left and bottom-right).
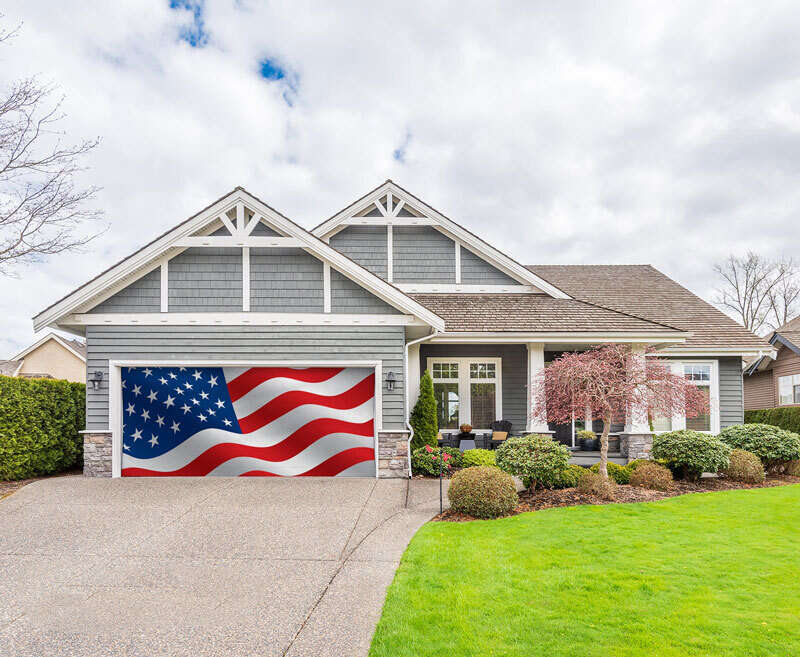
[
  {"x1": 624, "y1": 343, "x2": 650, "y2": 434},
  {"x1": 585, "y1": 405, "x2": 593, "y2": 433},
  {"x1": 526, "y1": 342, "x2": 549, "y2": 433}
]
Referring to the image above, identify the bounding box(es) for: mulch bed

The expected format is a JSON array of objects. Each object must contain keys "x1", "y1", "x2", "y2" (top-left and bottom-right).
[
  {"x1": 0, "y1": 469, "x2": 82, "y2": 500},
  {"x1": 435, "y1": 474, "x2": 800, "y2": 522}
]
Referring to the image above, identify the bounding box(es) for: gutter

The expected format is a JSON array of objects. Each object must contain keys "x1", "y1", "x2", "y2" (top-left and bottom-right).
[{"x1": 404, "y1": 328, "x2": 440, "y2": 478}]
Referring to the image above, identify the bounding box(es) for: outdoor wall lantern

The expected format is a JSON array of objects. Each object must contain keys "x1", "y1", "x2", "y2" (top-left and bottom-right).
[
  {"x1": 385, "y1": 371, "x2": 396, "y2": 392},
  {"x1": 89, "y1": 370, "x2": 104, "y2": 391}
]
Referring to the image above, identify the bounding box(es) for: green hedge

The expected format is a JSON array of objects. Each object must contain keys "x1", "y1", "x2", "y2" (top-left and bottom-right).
[
  {"x1": 0, "y1": 376, "x2": 85, "y2": 481},
  {"x1": 745, "y1": 407, "x2": 800, "y2": 435}
]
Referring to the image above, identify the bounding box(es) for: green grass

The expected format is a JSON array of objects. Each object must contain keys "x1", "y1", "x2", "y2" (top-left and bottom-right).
[{"x1": 370, "y1": 486, "x2": 800, "y2": 657}]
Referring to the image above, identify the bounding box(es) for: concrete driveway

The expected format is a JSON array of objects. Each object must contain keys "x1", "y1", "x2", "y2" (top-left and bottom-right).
[{"x1": 0, "y1": 476, "x2": 447, "y2": 657}]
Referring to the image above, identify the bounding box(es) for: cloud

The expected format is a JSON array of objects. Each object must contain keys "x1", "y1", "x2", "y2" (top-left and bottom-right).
[{"x1": 1, "y1": 0, "x2": 799, "y2": 355}]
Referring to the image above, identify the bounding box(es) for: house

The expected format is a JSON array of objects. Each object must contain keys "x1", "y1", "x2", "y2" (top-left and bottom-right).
[
  {"x1": 0, "y1": 332, "x2": 86, "y2": 383},
  {"x1": 744, "y1": 316, "x2": 800, "y2": 410},
  {"x1": 32, "y1": 181, "x2": 772, "y2": 478}
]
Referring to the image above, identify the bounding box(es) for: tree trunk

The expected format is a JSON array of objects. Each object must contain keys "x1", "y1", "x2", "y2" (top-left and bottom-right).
[{"x1": 598, "y1": 415, "x2": 611, "y2": 480}]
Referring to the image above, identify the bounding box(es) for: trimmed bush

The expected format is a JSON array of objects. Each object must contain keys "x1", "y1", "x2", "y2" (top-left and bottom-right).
[
  {"x1": 410, "y1": 370, "x2": 438, "y2": 451},
  {"x1": 627, "y1": 459, "x2": 650, "y2": 471},
  {"x1": 411, "y1": 445, "x2": 462, "y2": 476},
  {"x1": 589, "y1": 462, "x2": 632, "y2": 484},
  {"x1": 785, "y1": 460, "x2": 800, "y2": 476},
  {"x1": 718, "y1": 423, "x2": 800, "y2": 471},
  {"x1": 576, "y1": 470, "x2": 615, "y2": 500},
  {"x1": 495, "y1": 434, "x2": 571, "y2": 490},
  {"x1": 723, "y1": 449, "x2": 765, "y2": 483},
  {"x1": 448, "y1": 466, "x2": 519, "y2": 518},
  {"x1": 651, "y1": 430, "x2": 731, "y2": 480},
  {"x1": 461, "y1": 449, "x2": 497, "y2": 469},
  {"x1": 745, "y1": 407, "x2": 800, "y2": 435},
  {"x1": 0, "y1": 376, "x2": 85, "y2": 481},
  {"x1": 552, "y1": 464, "x2": 586, "y2": 489},
  {"x1": 629, "y1": 462, "x2": 673, "y2": 491}
]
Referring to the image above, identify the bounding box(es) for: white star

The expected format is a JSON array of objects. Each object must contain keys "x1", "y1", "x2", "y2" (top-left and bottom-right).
[
  {"x1": 192, "y1": 370, "x2": 203, "y2": 380},
  {"x1": 168, "y1": 371, "x2": 177, "y2": 379},
  {"x1": 143, "y1": 368, "x2": 153, "y2": 377},
  {"x1": 132, "y1": 384, "x2": 142, "y2": 396},
  {"x1": 207, "y1": 408, "x2": 215, "y2": 416},
  {"x1": 170, "y1": 421, "x2": 180, "y2": 434},
  {"x1": 179, "y1": 367, "x2": 187, "y2": 371},
  {"x1": 208, "y1": 375, "x2": 218, "y2": 388},
  {"x1": 132, "y1": 428, "x2": 143, "y2": 441},
  {"x1": 222, "y1": 418, "x2": 232, "y2": 427},
  {"x1": 158, "y1": 376, "x2": 168, "y2": 385},
  {"x1": 215, "y1": 399, "x2": 225, "y2": 409},
  {"x1": 121, "y1": 380, "x2": 127, "y2": 389},
  {"x1": 184, "y1": 381, "x2": 193, "y2": 390},
  {"x1": 126, "y1": 403, "x2": 136, "y2": 416},
  {"x1": 147, "y1": 390, "x2": 158, "y2": 402},
  {"x1": 155, "y1": 415, "x2": 165, "y2": 427},
  {"x1": 141, "y1": 409, "x2": 150, "y2": 421},
  {"x1": 149, "y1": 434, "x2": 159, "y2": 447},
  {"x1": 174, "y1": 387, "x2": 184, "y2": 395},
  {"x1": 163, "y1": 395, "x2": 175, "y2": 408},
  {"x1": 199, "y1": 391, "x2": 209, "y2": 400},
  {"x1": 181, "y1": 404, "x2": 191, "y2": 414},
  {"x1": 123, "y1": 442, "x2": 130, "y2": 451},
  {"x1": 191, "y1": 397, "x2": 200, "y2": 405},
  {"x1": 198, "y1": 413, "x2": 207, "y2": 422}
]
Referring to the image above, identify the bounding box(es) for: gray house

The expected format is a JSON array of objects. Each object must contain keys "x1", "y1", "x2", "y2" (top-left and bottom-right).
[{"x1": 33, "y1": 181, "x2": 772, "y2": 478}]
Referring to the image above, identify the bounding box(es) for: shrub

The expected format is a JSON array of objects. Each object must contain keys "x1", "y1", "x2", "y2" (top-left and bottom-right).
[
  {"x1": 718, "y1": 424, "x2": 800, "y2": 471},
  {"x1": 0, "y1": 376, "x2": 86, "y2": 481},
  {"x1": 410, "y1": 371, "x2": 438, "y2": 451},
  {"x1": 785, "y1": 460, "x2": 800, "y2": 476},
  {"x1": 627, "y1": 459, "x2": 651, "y2": 470},
  {"x1": 576, "y1": 470, "x2": 615, "y2": 500},
  {"x1": 723, "y1": 449, "x2": 765, "y2": 483},
  {"x1": 461, "y1": 449, "x2": 497, "y2": 468},
  {"x1": 745, "y1": 407, "x2": 800, "y2": 435},
  {"x1": 651, "y1": 430, "x2": 731, "y2": 480},
  {"x1": 448, "y1": 466, "x2": 519, "y2": 518},
  {"x1": 411, "y1": 445, "x2": 462, "y2": 476},
  {"x1": 495, "y1": 434, "x2": 571, "y2": 489},
  {"x1": 629, "y1": 462, "x2": 673, "y2": 491},
  {"x1": 589, "y1": 462, "x2": 632, "y2": 484},
  {"x1": 552, "y1": 464, "x2": 586, "y2": 489}
]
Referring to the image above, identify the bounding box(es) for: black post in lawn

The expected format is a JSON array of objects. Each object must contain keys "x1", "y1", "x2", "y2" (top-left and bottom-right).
[{"x1": 439, "y1": 448, "x2": 443, "y2": 515}]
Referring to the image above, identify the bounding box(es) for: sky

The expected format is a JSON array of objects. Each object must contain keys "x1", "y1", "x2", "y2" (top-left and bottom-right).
[{"x1": 1, "y1": 1, "x2": 800, "y2": 355}]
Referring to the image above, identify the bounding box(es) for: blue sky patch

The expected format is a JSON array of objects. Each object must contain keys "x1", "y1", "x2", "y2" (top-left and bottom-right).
[
  {"x1": 169, "y1": 0, "x2": 209, "y2": 47},
  {"x1": 258, "y1": 58, "x2": 298, "y2": 106},
  {"x1": 393, "y1": 131, "x2": 412, "y2": 163}
]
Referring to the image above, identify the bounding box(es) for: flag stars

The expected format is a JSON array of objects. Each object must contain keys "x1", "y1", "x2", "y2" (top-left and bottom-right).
[
  {"x1": 222, "y1": 418, "x2": 232, "y2": 427},
  {"x1": 149, "y1": 434, "x2": 159, "y2": 447},
  {"x1": 132, "y1": 384, "x2": 142, "y2": 397},
  {"x1": 208, "y1": 375, "x2": 218, "y2": 388},
  {"x1": 215, "y1": 399, "x2": 225, "y2": 409},
  {"x1": 132, "y1": 428, "x2": 143, "y2": 442},
  {"x1": 158, "y1": 376, "x2": 168, "y2": 385},
  {"x1": 191, "y1": 398, "x2": 200, "y2": 406},
  {"x1": 168, "y1": 372, "x2": 177, "y2": 380},
  {"x1": 123, "y1": 442, "x2": 130, "y2": 452},
  {"x1": 181, "y1": 404, "x2": 191, "y2": 414},
  {"x1": 141, "y1": 409, "x2": 150, "y2": 422},
  {"x1": 155, "y1": 415, "x2": 165, "y2": 427},
  {"x1": 184, "y1": 381, "x2": 193, "y2": 390},
  {"x1": 192, "y1": 370, "x2": 203, "y2": 381},
  {"x1": 126, "y1": 403, "x2": 136, "y2": 416},
  {"x1": 143, "y1": 368, "x2": 153, "y2": 377},
  {"x1": 170, "y1": 421, "x2": 180, "y2": 434},
  {"x1": 198, "y1": 413, "x2": 207, "y2": 422},
  {"x1": 147, "y1": 390, "x2": 158, "y2": 402},
  {"x1": 200, "y1": 391, "x2": 209, "y2": 400},
  {"x1": 163, "y1": 395, "x2": 175, "y2": 408}
]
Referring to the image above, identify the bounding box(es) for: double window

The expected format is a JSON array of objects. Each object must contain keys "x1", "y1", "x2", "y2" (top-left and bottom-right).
[
  {"x1": 428, "y1": 358, "x2": 502, "y2": 430},
  {"x1": 778, "y1": 374, "x2": 800, "y2": 406},
  {"x1": 651, "y1": 361, "x2": 718, "y2": 434}
]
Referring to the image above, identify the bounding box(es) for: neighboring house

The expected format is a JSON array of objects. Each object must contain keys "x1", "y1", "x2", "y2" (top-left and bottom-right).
[
  {"x1": 32, "y1": 181, "x2": 772, "y2": 478},
  {"x1": 0, "y1": 332, "x2": 86, "y2": 383},
  {"x1": 744, "y1": 316, "x2": 800, "y2": 410}
]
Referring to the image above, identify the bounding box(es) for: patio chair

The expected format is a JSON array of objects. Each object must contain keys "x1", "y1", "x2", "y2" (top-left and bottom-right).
[{"x1": 489, "y1": 420, "x2": 512, "y2": 449}]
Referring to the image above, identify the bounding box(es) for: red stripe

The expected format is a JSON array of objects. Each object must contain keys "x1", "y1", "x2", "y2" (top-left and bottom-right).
[
  {"x1": 120, "y1": 418, "x2": 374, "y2": 477},
  {"x1": 227, "y1": 367, "x2": 344, "y2": 402},
  {"x1": 239, "y1": 447, "x2": 375, "y2": 477},
  {"x1": 238, "y1": 373, "x2": 375, "y2": 434}
]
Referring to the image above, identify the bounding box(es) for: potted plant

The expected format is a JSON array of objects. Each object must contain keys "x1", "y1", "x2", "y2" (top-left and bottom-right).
[{"x1": 577, "y1": 429, "x2": 598, "y2": 451}]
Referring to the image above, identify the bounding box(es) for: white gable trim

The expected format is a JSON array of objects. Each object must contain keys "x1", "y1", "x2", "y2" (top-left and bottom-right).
[
  {"x1": 13, "y1": 332, "x2": 86, "y2": 363},
  {"x1": 312, "y1": 181, "x2": 571, "y2": 300},
  {"x1": 33, "y1": 188, "x2": 445, "y2": 332}
]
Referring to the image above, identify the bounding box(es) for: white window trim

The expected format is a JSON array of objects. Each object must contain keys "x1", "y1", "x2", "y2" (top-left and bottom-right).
[
  {"x1": 426, "y1": 357, "x2": 502, "y2": 431},
  {"x1": 652, "y1": 360, "x2": 720, "y2": 435},
  {"x1": 777, "y1": 374, "x2": 800, "y2": 406}
]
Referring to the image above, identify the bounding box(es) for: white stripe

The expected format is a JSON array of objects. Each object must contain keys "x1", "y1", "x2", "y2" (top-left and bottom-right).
[
  {"x1": 228, "y1": 368, "x2": 371, "y2": 419},
  {"x1": 332, "y1": 461, "x2": 376, "y2": 477},
  {"x1": 121, "y1": 400, "x2": 374, "y2": 472}
]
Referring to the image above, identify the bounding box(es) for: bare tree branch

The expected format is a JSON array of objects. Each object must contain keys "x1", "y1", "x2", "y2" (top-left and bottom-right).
[{"x1": 0, "y1": 18, "x2": 103, "y2": 277}]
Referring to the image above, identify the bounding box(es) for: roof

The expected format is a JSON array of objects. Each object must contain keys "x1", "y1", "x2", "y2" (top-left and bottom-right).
[
  {"x1": 408, "y1": 294, "x2": 686, "y2": 334},
  {"x1": 777, "y1": 316, "x2": 800, "y2": 333},
  {"x1": 525, "y1": 265, "x2": 771, "y2": 352},
  {"x1": 0, "y1": 360, "x2": 21, "y2": 377},
  {"x1": 12, "y1": 333, "x2": 86, "y2": 362}
]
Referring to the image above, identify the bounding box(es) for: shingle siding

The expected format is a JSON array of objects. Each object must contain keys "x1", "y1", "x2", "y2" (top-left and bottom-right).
[
  {"x1": 719, "y1": 357, "x2": 744, "y2": 428},
  {"x1": 92, "y1": 268, "x2": 161, "y2": 313},
  {"x1": 460, "y1": 247, "x2": 519, "y2": 285},
  {"x1": 330, "y1": 269, "x2": 401, "y2": 314},
  {"x1": 393, "y1": 226, "x2": 456, "y2": 283},
  {"x1": 84, "y1": 325, "x2": 406, "y2": 431},
  {"x1": 250, "y1": 248, "x2": 323, "y2": 312},
  {"x1": 329, "y1": 226, "x2": 387, "y2": 279},
  {"x1": 168, "y1": 247, "x2": 242, "y2": 311}
]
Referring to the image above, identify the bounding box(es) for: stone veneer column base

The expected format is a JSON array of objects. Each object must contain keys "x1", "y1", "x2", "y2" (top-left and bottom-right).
[
  {"x1": 377, "y1": 431, "x2": 409, "y2": 478},
  {"x1": 81, "y1": 431, "x2": 113, "y2": 477},
  {"x1": 619, "y1": 433, "x2": 653, "y2": 462}
]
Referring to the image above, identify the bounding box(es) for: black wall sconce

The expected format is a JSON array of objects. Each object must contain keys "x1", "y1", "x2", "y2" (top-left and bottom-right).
[
  {"x1": 89, "y1": 370, "x2": 104, "y2": 391},
  {"x1": 385, "y1": 371, "x2": 396, "y2": 392}
]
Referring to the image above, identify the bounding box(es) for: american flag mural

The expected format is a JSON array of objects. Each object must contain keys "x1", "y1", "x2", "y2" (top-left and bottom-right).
[{"x1": 120, "y1": 366, "x2": 376, "y2": 477}]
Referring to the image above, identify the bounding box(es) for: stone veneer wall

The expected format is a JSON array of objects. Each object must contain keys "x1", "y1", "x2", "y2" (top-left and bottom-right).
[
  {"x1": 619, "y1": 433, "x2": 653, "y2": 462},
  {"x1": 82, "y1": 431, "x2": 112, "y2": 477},
  {"x1": 377, "y1": 431, "x2": 410, "y2": 478}
]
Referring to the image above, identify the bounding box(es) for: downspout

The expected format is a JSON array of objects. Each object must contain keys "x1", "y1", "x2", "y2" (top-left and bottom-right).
[{"x1": 404, "y1": 327, "x2": 440, "y2": 478}]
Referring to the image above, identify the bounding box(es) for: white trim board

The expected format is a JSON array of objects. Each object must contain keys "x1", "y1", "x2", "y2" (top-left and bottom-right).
[
  {"x1": 33, "y1": 187, "x2": 445, "y2": 333},
  {"x1": 311, "y1": 180, "x2": 571, "y2": 300},
  {"x1": 397, "y1": 284, "x2": 541, "y2": 293},
  {"x1": 64, "y1": 312, "x2": 427, "y2": 327}
]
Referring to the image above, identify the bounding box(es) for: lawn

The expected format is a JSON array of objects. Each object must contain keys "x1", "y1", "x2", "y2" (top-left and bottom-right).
[{"x1": 370, "y1": 486, "x2": 800, "y2": 657}]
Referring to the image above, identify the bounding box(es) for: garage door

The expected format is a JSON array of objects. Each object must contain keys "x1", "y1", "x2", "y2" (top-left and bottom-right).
[{"x1": 120, "y1": 366, "x2": 376, "y2": 477}]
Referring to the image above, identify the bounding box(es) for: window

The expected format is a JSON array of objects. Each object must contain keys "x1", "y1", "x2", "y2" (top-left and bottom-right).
[
  {"x1": 428, "y1": 358, "x2": 502, "y2": 429},
  {"x1": 778, "y1": 374, "x2": 800, "y2": 406},
  {"x1": 684, "y1": 363, "x2": 712, "y2": 432},
  {"x1": 650, "y1": 361, "x2": 718, "y2": 434}
]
